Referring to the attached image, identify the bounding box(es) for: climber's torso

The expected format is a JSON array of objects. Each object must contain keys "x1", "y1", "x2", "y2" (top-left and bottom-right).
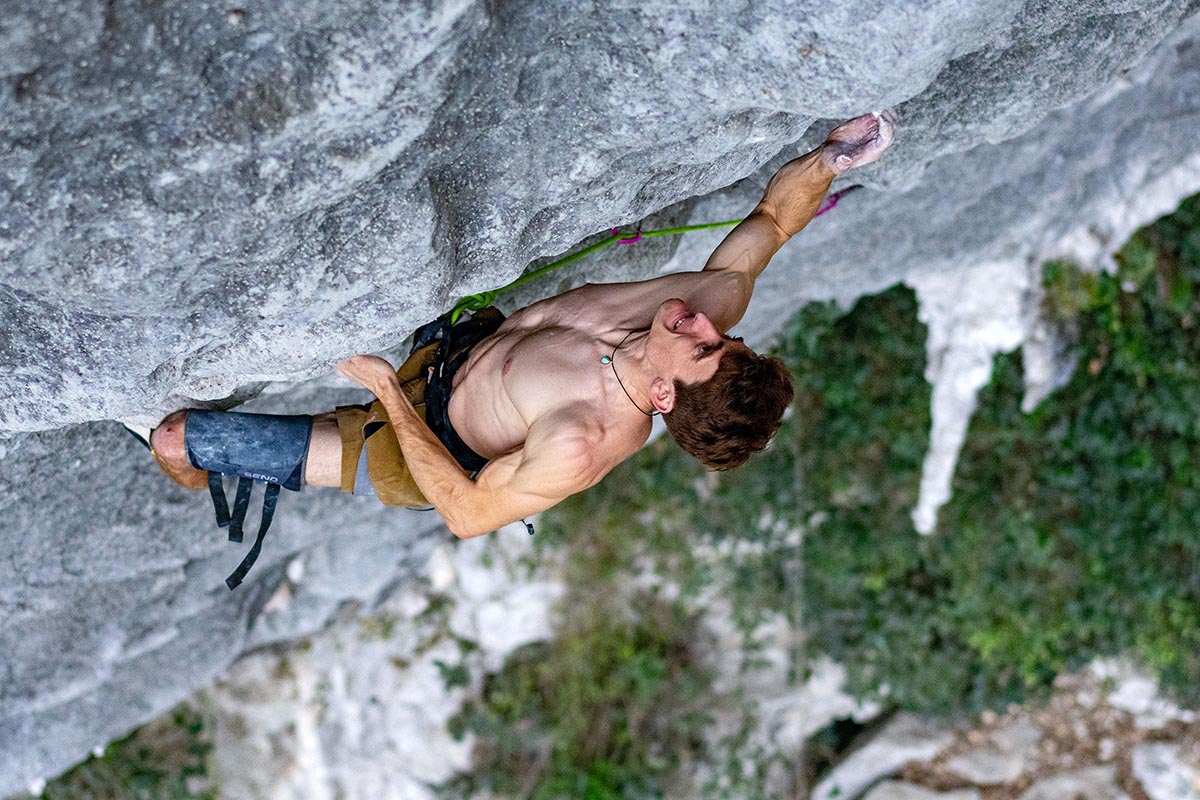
[{"x1": 446, "y1": 269, "x2": 745, "y2": 464}]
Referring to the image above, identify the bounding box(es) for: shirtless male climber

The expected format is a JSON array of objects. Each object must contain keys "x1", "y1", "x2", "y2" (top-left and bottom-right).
[{"x1": 144, "y1": 113, "x2": 894, "y2": 588}]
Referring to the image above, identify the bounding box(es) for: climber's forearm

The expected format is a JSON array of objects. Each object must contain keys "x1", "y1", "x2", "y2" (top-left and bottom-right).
[
  {"x1": 703, "y1": 147, "x2": 835, "y2": 282},
  {"x1": 755, "y1": 147, "x2": 836, "y2": 242},
  {"x1": 372, "y1": 380, "x2": 480, "y2": 536}
]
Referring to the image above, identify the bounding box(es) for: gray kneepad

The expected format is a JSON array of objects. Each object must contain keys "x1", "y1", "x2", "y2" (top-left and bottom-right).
[
  {"x1": 183, "y1": 410, "x2": 313, "y2": 589},
  {"x1": 185, "y1": 410, "x2": 312, "y2": 489}
]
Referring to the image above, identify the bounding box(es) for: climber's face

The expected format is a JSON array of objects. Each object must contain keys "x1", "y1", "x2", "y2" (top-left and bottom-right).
[{"x1": 646, "y1": 298, "x2": 741, "y2": 388}]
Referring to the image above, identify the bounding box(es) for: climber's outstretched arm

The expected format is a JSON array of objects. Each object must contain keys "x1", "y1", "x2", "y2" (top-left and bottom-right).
[
  {"x1": 700, "y1": 112, "x2": 894, "y2": 327},
  {"x1": 692, "y1": 149, "x2": 833, "y2": 330},
  {"x1": 567, "y1": 113, "x2": 895, "y2": 333}
]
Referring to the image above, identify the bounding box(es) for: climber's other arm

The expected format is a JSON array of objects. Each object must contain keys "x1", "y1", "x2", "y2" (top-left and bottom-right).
[{"x1": 337, "y1": 355, "x2": 606, "y2": 538}]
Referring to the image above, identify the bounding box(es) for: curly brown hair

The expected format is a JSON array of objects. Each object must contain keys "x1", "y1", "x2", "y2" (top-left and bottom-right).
[{"x1": 662, "y1": 346, "x2": 794, "y2": 470}]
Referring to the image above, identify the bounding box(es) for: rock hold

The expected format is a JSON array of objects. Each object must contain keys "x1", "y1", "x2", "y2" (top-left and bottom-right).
[
  {"x1": 1132, "y1": 743, "x2": 1200, "y2": 800},
  {"x1": 813, "y1": 714, "x2": 956, "y2": 800},
  {"x1": 863, "y1": 783, "x2": 981, "y2": 800},
  {"x1": 944, "y1": 718, "x2": 1041, "y2": 785}
]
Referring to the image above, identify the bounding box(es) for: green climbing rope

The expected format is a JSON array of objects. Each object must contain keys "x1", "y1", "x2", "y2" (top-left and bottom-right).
[
  {"x1": 449, "y1": 218, "x2": 743, "y2": 322},
  {"x1": 447, "y1": 184, "x2": 860, "y2": 322}
]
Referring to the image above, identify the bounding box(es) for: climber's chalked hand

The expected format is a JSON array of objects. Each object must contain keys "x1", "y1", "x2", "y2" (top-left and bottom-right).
[
  {"x1": 337, "y1": 354, "x2": 400, "y2": 397},
  {"x1": 822, "y1": 111, "x2": 896, "y2": 174}
]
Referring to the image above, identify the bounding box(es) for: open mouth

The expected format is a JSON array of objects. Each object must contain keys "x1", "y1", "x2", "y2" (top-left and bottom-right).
[{"x1": 671, "y1": 311, "x2": 694, "y2": 331}]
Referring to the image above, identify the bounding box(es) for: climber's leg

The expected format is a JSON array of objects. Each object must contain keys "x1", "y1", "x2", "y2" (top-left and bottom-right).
[
  {"x1": 303, "y1": 412, "x2": 342, "y2": 488},
  {"x1": 149, "y1": 410, "x2": 341, "y2": 489},
  {"x1": 150, "y1": 410, "x2": 209, "y2": 490}
]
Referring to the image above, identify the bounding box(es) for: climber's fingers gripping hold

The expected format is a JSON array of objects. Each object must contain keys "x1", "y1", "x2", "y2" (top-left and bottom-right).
[
  {"x1": 822, "y1": 111, "x2": 896, "y2": 174},
  {"x1": 337, "y1": 354, "x2": 399, "y2": 397}
]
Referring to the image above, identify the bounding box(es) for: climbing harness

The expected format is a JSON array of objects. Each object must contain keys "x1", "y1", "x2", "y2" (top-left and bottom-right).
[
  {"x1": 413, "y1": 308, "x2": 538, "y2": 538},
  {"x1": 449, "y1": 185, "x2": 860, "y2": 322}
]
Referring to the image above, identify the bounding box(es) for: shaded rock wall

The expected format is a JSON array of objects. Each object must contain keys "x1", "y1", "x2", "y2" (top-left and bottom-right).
[{"x1": 2, "y1": 0, "x2": 1200, "y2": 794}]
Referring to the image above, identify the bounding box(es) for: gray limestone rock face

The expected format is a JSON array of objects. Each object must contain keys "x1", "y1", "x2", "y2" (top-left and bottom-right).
[
  {"x1": 863, "y1": 783, "x2": 981, "y2": 800},
  {"x1": 3, "y1": 0, "x2": 1200, "y2": 794},
  {"x1": 0, "y1": 419, "x2": 447, "y2": 795},
  {"x1": 3, "y1": 0, "x2": 1200, "y2": 433}
]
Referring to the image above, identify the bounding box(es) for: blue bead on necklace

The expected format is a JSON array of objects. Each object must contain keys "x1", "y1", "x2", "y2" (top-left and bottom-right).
[{"x1": 603, "y1": 330, "x2": 656, "y2": 417}]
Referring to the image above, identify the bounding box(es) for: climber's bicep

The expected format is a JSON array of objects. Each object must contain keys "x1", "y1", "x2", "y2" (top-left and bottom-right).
[
  {"x1": 572, "y1": 270, "x2": 752, "y2": 332},
  {"x1": 444, "y1": 418, "x2": 609, "y2": 538}
]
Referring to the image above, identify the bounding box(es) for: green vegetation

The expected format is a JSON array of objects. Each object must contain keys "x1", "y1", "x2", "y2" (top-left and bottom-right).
[
  {"x1": 440, "y1": 521, "x2": 717, "y2": 799},
  {"x1": 935, "y1": 198, "x2": 1200, "y2": 705},
  {"x1": 447, "y1": 606, "x2": 710, "y2": 799},
  {"x1": 20, "y1": 704, "x2": 215, "y2": 800},
  {"x1": 446, "y1": 193, "x2": 1200, "y2": 794}
]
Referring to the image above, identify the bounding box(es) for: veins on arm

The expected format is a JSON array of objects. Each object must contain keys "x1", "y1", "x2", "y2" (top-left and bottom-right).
[
  {"x1": 456, "y1": 425, "x2": 603, "y2": 537},
  {"x1": 703, "y1": 148, "x2": 835, "y2": 280},
  {"x1": 344, "y1": 354, "x2": 609, "y2": 539}
]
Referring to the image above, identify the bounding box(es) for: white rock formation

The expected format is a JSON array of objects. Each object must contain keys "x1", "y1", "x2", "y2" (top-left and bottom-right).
[
  {"x1": 944, "y1": 718, "x2": 1041, "y2": 785},
  {"x1": 908, "y1": 260, "x2": 1033, "y2": 534},
  {"x1": 1018, "y1": 765, "x2": 1130, "y2": 800},
  {"x1": 1133, "y1": 743, "x2": 1200, "y2": 800},
  {"x1": 812, "y1": 714, "x2": 956, "y2": 800},
  {"x1": 863, "y1": 782, "x2": 981, "y2": 800},
  {"x1": 907, "y1": 135, "x2": 1200, "y2": 534},
  {"x1": 206, "y1": 525, "x2": 562, "y2": 800},
  {"x1": 1092, "y1": 659, "x2": 1198, "y2": 729}
]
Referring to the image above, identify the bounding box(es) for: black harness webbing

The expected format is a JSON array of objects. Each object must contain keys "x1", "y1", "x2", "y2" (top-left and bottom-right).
[
  {"x1": 204, "y1": 475, "x2": 282, "y2": 588},
  {"x1": 186, "y1": 410, "x2": 310, "y2": 590},
  {"x1": 207, "y1": 472, "x2": 232, "y2": 529},
  {"x1": 224, "y1": 482, "x2": 280, "y2": 590},
  {"x1": 188, "y1": 308, "x2": 539, "y2": 592},
  {"x1": 414, "y1": 309, "x2": 535, "y2": 537},
  {"x1": 228, "y1": 477, "x2": 254, "y2": 543}
]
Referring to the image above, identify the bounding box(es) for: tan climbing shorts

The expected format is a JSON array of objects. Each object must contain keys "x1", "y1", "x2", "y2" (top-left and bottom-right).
[{"x1": 334, "y1": 342, "x2": 440, "y2": 507}]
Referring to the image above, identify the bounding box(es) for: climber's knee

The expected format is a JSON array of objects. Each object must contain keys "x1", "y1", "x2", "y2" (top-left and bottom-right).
[
  {"x1": 151, "y1": 410, "x2": 209, "y2": 491},
  {"x1": 151, "y1": 410, "x2": 188, "y2": 461}
]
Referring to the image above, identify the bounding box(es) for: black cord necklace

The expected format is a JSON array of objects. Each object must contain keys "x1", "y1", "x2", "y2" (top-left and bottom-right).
[{"x1": 601, "y1": 329, "x2": 657, "y2": 417}]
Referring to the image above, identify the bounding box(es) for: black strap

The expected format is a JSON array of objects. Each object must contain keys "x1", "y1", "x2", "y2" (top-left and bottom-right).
[
  {"x1": 225, "y1": 482, "x2": 280, "y2": 590},
  {"x1": 228, "y1": 477, "x2": 253, "y2": 543},
  {"x1": 207, "y1": 472, "x2": 231, "y2": 528},
  {"x1": 425, "y1": 346, "x2": 490, "y2": 473}
]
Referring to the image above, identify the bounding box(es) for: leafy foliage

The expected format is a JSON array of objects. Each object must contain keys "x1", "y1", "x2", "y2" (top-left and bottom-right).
[
  {"x1": 440, "y1": 591, "x2": 715, "y2": 800},
  {"x1": 782, "y1": 194, "x2": 1200, "y2": 710},
  {"x1": 936, "y1": 195, "x2": 1200, "y2": 704},
  {"x1": 24, "y1": 704, "x2": 215, "y2": 800}
]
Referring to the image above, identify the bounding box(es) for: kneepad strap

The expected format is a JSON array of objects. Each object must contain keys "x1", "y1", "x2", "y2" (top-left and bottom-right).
[{"x1": 184, "y1": 410, "x2": 313, "y2": 589}]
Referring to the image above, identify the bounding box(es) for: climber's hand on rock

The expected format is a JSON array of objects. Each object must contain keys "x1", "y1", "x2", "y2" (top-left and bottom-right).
[
  {"x1": 821, "y1": 111, "x2": 896, "y2": 174},
  {"x1": 337, "y1": 354, "x2": 398, "y2": 396}
]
